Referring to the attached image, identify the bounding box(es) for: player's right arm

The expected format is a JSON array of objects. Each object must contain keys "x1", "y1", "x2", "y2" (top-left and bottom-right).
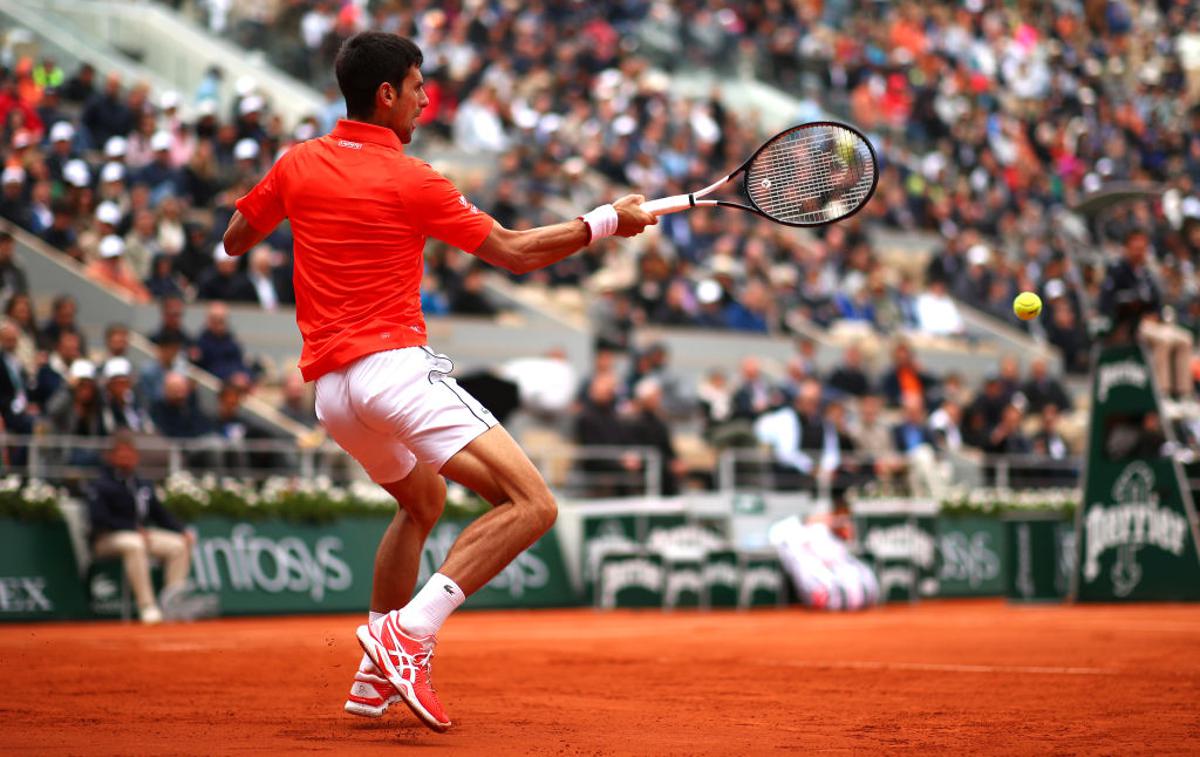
[
  {"x1": 473, "y1": 195, "x2": 656, "y2": 275},
  {"x1": 407, "y1": 163, "x2": 655, "y2": 275}
]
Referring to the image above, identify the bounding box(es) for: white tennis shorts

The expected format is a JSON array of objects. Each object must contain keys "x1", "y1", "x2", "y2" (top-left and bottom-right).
[{"x1": 314, "y1": 346, "x2": 497, "y2": 483}]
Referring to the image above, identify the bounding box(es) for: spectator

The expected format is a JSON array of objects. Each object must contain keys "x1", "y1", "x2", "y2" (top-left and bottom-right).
[
  {"x1": 82, "y1": 73, "x2": 134, "y2": 149},
  {"x1": 914, "y1": 279, "x2": 965, "y2": 337},
  {"x1": 879, "y1": 341, "x2": 938, "y2": 409},
  {"x1": 1031, "y1": 404, "x2": 1070, "y2": 462},
  {"x1": 450, "y1": 265, "x2": 498, "y2": 316},
  {"x1": 827, "y1": 343, "x2": 872, "y2": 398},
  {"x1": 196, "y1": 242, "x2": 256, "y2": 303},
  {"x1": 1021, "y1": 358, "x2": 1071, "y2": 414},
  {"x1": 149, "y1": 371, "x2": 212, "y2": 439},
  {"x1": 213, "y1": 381, "x2": 275, "y2": 472},
  {"x1": 47, "y1": 360, "x2": 108, "y2": 460},
  {"x1": 0, "y1": 167, "x2": 31, "y2": 231},
  {"x1": 0, "y1": 320, "x2": 35, "y2": 435},
  {"x1": 852, "y1": 393, "x2": 905, "y2": 489},
  {"x1": 137, "y1": 334, "x2": 187, "y2": 410},
  {"x1": 1046, "y1": 301, "x2": 1090, "y2": 375},
  {"x1": 928, "y1": 400, "x2": 964, "y2": 453},
  {"x1": 0, "y1": 231, "x2": 28, "y2": 304},
  {"x1": 41, "y1": 200, "x2": 79, "y2": 258},
  {"x1": 891, "y1": 395, "x2": 935, "y2": 455},
  {"x1": 731, "y1": 356, "x2": 777, "y2": 421},
  {"x1": 30, "y1": 330, "x2": 81, "y2": 407},
  {"x1": 149, "y1": 295, "x2": 194, "y2": 351},
  {"x1": 278, "y1": 370, "x2": 316, "y2": 426},
  {"x1": 245, "y1": 245, "x2": 291, "y2": 310},
  {"x1": 724, "y1": 279, "x2": 773, "y2": 333},
  {"x1": 985, "y1": 404, "x2": 1033, "y2": 456},
  {"x1": 99, "y1": 323, "x2": 132, "y2": 375},
  {"x1": 124, "y1": 210, "x2": 163, "y2": 282},
  {"x1": 696, "y1": 367, "x2": 738, "y2": 443},
  {"x1": 194, "y1": 302, "x2": 249, "y2": 381},
  {"x1": 969, "y1": 375, "x2": 1011, "y2": 431},
  {"x1": 144, "y1": 253, "x2": 186, "y2": 300},
  {"x1": 3, "y1": 294, "x2": 36, "y2": 367},
  {"x1": 86, "y1": 235, "x2": 152, "y2": 303},
  {"x1": 573, "y1": 372, "x2": 635, "y2": 497},
  {"x1": 754, "y1": 378, "x2": 827, "y2": 490},
  {"x1": 87, "y1": 431, "x2": 194, "y2": 625},
  {"x1": 624, "y1": 377, "x2": 685, "y2": 497},
  {"x1": 101, "y1": 357, "x2": 150, "y2": 433}
]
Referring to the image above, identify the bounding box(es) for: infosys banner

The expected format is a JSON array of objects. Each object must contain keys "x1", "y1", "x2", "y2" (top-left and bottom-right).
[
  {"x1": 188, "y1": 516, "x2": 579, "y2": 615},
  {"x1": 1075, "y1": 345, "x2": 1200, "y2": 601}
]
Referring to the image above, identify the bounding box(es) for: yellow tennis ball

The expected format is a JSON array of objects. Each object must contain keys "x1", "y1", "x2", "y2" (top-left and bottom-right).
[{"x1": 1013, "y1": 291, "x2": 1042, "y2": 320}]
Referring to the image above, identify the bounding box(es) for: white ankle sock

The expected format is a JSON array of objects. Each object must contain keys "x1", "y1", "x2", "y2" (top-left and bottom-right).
[
  {"x1": 361, "y1": 611, "x2": 387, "y2": 671},
  {"x1": 396, "y1": 573, "x2": 465, "y2": 638}
]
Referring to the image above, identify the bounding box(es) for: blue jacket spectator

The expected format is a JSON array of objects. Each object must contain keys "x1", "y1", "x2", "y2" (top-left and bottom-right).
[{"x1": 194, "y1": 302, "x2": 248, "y2": 381}]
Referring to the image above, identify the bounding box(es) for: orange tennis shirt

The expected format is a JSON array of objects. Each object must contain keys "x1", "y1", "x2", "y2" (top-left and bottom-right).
[{"x1": 235, "y1": 119, "x2": 495, "y2": 381}]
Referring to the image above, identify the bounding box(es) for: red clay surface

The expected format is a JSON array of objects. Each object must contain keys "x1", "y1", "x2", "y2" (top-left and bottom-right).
[{"x1": 1, "y1": 600, "x2": 1198, "y2": 755}]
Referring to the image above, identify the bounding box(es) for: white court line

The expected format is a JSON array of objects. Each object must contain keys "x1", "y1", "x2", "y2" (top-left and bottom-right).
[{"x1": 774, "y1": 660, "x2": 1117, "y2": 676}]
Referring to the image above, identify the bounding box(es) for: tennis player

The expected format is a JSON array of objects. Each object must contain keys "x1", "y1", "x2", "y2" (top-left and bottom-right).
[{"x1": 222, "y1": 32, "x2": 655, "y2": 732}]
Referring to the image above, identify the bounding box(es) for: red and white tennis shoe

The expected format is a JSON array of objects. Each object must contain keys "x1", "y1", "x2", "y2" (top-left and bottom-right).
[
  {"x1": 356, "y1": 612, "x2": 451, "y2": 732},
  {"x1": 343, "y1": 658, "x2": 402, "y2": 718}
]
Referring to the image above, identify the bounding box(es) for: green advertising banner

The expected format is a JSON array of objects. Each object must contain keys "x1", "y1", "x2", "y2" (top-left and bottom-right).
[
  {"x1": 597, "y1": 550, "x2": 664, "y2": 608},
  {"x1": 936, "y1": 516, "x2": 1006, "y2": 597},
  {"x1": 0, "y1": 519, "x2": 89, "y2": 620},
  {"x1": 187, "y1": 515, "x2": 578, "y2": 615},
  {"x1": 1075, "y1": 345, "x2": 1200, "y2": 601},
  {"x1": 857, "y1": 514, "x2": 940, "y2": 597}
]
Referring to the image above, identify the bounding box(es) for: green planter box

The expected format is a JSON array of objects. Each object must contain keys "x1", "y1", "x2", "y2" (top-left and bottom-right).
[{"x1": 0, "y1": 518, "x2": 89, "y2": 620}]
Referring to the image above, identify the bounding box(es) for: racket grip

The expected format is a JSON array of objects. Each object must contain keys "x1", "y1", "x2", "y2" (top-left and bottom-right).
[{"x1": 640, "y1": 194, "x2": 693, "y2": 216}]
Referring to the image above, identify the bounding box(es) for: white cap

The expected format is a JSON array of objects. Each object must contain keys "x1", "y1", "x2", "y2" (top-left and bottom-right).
[
  {"x1": 104, "y1": 135, "x2": 128, "y2": 158},
  {"x1": 1181, "y1": 196, "x2": 1200, "y2": 220},
  {"x1": 98, "y1": 234, "x2": 125, "y2": 259},
  {"x1": 196, "y1": 100, "x2": 217, "y2": 117},
  {"x1": 95, "y1": 201, "x2": 122, "y2": 226},
  {"x1": 11, "y1": 130, "x2": 32, "y2": 149},
  {"x1": 235, "y1": 75, "x2": 257, "y2": 96},
  {"x1": 159, "y1": 90, "x2": 180, "y2": 110},
  {"x1": 1, "y1": 166, "x2": 25, "y2": 185},
  {"x1": 213, "y1": 241, "x2": 237, "y2": 263},
  {"x1": 100, "y1": 162, "x2": 125, "y2": 184},
  {"x1": 69, "y1": 359, "x2": 96, "y2": 382},
  {"x1": 238, "y1": 95, "x2": 264, "y2": 116},
  {"x1": 233, "y1": 138, "x2": 259, "y2": 161},
  {"x1": 149, "y1": 130, "x2": 173, "y2": 152},
  {"x1": 63, "y1": 159, "x2": 90, "y2": 188},
  {"x1": 696, "y1": 278, "x2": 723, "y2": 305},
  {"x1": 49, "y1": 121, "x2": 75, "y2": 143},
  {"x1": 103, "y1": 356, "x2": 132, "y2": 381},
  {"x1": 967, "y1": 243, "x2": 991, "y2": 266},
  {"x1": 1044, "y1": 279, "x2": 1066, "y2": 300}
]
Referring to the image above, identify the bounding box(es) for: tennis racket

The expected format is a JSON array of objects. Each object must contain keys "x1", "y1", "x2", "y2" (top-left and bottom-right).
[{"x1": 640, "y1": 121, "x2": 878, "y2": 227}]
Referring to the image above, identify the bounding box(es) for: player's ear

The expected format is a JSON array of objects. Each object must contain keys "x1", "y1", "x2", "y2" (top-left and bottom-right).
[{"x1": 378, "y1": 81, "x2": 395, "y2": 109}]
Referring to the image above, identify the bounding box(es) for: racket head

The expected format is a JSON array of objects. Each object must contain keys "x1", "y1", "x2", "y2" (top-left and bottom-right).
[{"x1": 740, "y1": 121, "x2": 879, "y2": 228}]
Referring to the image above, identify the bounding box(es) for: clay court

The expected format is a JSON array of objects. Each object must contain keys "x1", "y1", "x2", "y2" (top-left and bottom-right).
[{"x1": 2, "y1": 600, "x2": 1198, "y2": 755}]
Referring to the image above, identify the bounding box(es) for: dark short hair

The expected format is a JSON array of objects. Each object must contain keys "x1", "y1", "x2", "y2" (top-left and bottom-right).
[{"x1": 335, "y1": 32, "x2": 423, "y2": 119}]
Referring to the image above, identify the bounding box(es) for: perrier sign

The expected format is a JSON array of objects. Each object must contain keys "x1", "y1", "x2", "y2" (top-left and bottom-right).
[{"x1": 1075, "y1": 344, "x2": 1200, "y2": 601}]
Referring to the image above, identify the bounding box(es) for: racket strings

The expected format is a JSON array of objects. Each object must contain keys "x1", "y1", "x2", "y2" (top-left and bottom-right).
[{"x1": 746, "y1": 125, "x2": 875, "y2": 225}]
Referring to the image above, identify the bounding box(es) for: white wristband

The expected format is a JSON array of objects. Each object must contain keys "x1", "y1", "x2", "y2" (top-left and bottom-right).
[{"x1": 579, "y1": 204, "x2": 618, "y2": 243}]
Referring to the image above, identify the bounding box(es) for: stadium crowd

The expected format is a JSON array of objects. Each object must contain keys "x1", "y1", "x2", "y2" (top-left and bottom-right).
[{"x1": 180, "y1": 0, "x2": 1200, "y2": 377}]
